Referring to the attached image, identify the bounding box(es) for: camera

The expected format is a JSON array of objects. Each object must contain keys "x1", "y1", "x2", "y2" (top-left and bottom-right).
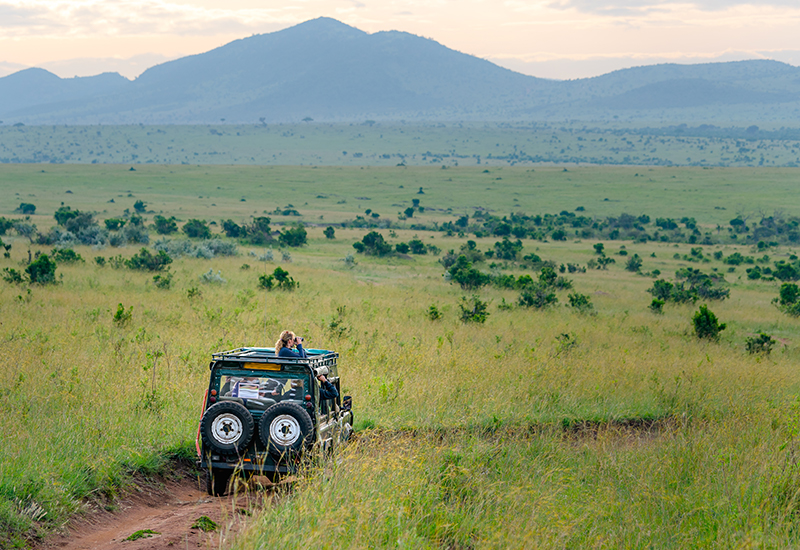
[{"x1": 314, "y1": 366, "x2": 329, "y2": 377}]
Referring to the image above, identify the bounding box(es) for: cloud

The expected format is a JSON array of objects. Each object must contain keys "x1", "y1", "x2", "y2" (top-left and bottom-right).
[
  {"x1": 0, "y1": 0, "x2": 296, "y2": 38},
  {"x1": 548, "y1": 0, "x2": 800, "y2": 15}
]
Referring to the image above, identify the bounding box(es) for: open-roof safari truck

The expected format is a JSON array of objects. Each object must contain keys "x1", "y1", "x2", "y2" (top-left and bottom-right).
[{"x1": 196, "y1": 347, "x2": 354, "y2": 495}]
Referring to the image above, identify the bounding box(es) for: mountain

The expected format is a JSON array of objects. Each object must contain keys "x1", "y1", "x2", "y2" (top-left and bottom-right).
[{"x1": 1, "y1": 18, "x2": 799, "y2": 124}]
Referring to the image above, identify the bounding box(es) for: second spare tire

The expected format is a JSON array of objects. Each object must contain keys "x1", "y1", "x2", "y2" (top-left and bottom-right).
[
  {"x1": 258, "y1": 402, "x2": 314, "y2": 457},
  {"x1": 200, "y1": 401, "x2": 254, "y2": 456}
]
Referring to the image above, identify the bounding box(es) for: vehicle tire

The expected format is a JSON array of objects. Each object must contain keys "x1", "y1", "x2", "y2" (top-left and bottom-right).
[
  {"x1": 200, "y1": 401, "x2": 254, "y2": 456},
  {"x1": 258, "y1": 402, "x2": 314, "y2": 458},
  {"x1": 205, "y1": 467, "x2": 232, "y2": 496}
]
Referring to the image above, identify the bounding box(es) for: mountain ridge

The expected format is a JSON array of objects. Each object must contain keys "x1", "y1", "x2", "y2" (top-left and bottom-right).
[{"x1": 1, "y1": 18, "x2": 799, "y2": 124}]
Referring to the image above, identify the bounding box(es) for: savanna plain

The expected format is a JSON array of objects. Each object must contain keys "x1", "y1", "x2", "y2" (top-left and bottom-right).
[{"x1": 2, "y1": 163, "x2": 800, "y2": 549}]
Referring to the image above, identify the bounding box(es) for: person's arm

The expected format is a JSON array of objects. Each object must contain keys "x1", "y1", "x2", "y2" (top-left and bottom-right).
[
  {"x1": 320, "y1": 380, "x2": 339, "y2": 400},
  {"x1": 296, "y1": 343, "x2": 308, "y2": 358},
  {"x1": 278, "y1": 347, "x2": 304, "y2": 358}
]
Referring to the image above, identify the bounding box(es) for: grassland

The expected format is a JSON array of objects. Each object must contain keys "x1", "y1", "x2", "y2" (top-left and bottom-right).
[
  {"x1": 1, "y1": 164, "x2": 800, "y2": 548},
  {"x1": 2, "y1": 122, "x2": 800, "y2": 167}
]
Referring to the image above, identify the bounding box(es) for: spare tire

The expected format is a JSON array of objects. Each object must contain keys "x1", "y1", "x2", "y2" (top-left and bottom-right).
[
  {"x1": 200, "y1": 401, "x2": 254, "y2": 456},
  {"x1": 258, "y1": 402, "x2": 314, "y2": 457}
]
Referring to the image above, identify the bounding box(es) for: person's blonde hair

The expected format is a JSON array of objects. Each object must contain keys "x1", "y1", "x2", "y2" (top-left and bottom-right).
[{"x1": 275, "y1": 330, "x2": 294, "y2": 355}]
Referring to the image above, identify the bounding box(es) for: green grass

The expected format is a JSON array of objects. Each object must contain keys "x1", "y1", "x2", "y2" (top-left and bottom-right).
[
  {"x1": 1, "y1": 164, "x2": 800, "y2": 548},
  {"x1": 1, "y1": 123, "x2": 800, "y2": 167},
  {"x1": 4, "y1": 163, "x2": 800, "y2": 230}
]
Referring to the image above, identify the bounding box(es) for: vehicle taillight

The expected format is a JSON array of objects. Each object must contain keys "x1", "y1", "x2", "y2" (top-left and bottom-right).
[
  {"x1": 209, "y1": 396, "x2": 216, "y2": 403},
  {"x1": 210, "y1": 389, "x2": 217, "y2": 396},
  {"x1": 304, "y1": 394, "x2": 312, "y2": 401}
]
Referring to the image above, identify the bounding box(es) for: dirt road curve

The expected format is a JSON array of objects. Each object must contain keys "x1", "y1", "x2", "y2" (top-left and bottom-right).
[{"x1": 38, "y1": 473, "x2": 275, "y2": 550}]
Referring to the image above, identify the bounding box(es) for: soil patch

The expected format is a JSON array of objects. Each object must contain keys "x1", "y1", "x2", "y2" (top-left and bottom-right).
[{"x1": 36, "y1": 467, "x2": 283, "y2": 550}]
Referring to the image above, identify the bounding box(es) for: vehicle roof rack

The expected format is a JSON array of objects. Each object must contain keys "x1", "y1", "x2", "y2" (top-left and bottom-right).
[{"x1": 211, "y1": 347, "x2": 338, "y2": 369}]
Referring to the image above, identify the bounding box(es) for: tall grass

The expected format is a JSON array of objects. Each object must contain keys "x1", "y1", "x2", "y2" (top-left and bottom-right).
[{"x1": 1, "y1": 202, "x2": 799, "y2": 546}]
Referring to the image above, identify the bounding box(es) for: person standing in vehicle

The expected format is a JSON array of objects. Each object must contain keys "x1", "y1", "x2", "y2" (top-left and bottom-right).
[{"x1": 275, "y1": 330, "x2": 307, "y2": 358}]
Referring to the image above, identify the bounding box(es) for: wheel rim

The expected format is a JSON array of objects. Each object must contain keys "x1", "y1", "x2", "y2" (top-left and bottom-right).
[
  {"x1": 270, "y1": 414, "x2": 301, "y2": 446},
  {"x1": 211, "y1": 413, "x2": 244, "y2": 445}
]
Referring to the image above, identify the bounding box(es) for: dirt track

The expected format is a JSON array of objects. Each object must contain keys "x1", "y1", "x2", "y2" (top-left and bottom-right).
[{"x1": 38, "y1": 471, "x2": 278, "y2": 550}]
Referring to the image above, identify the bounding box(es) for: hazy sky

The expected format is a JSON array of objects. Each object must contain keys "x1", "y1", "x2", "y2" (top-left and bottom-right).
[{"x1": 1, "y1": 0, "x2": 799, "y2": 80}]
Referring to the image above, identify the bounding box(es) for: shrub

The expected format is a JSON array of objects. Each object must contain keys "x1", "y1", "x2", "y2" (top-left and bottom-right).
[
  {"x1": 52, "y1": 248, "x2": 84, "y2": 264},
  {"x1": 200, "y1": 269, "x2": 227, "y2": 285},
  {"x1": 567, "y1": 293, "x2": 594, "y2": 313},
  {"x1": 153, "y1": 215, "x2": 178, "y2": 235},
  {"x1": 447, "y1": 255, "x2": 490, "y2": 290},
  {"x1": 426, "y1": 305, "x2": 442, "y2": 321},
  {"x1": 187, "y1": 286, "x2": 202, "y2": 299},
  {"x1": 278, "y1": 225, "x2": 308, "y2": 247},
  {"x1": 493, "y1": 238, "x2": 523, "y2": 260},
  {"x1": 105, "y1": 218, "x2": 126, "y2": 231},
  {"x1": 692, "y1": 305, "x2": 726, "y2": 340},
  {"x1": 778, "y1": 283, "x2": 800, "y2": 306},
  {"x1": 625, "y1": 254, "x2": 643, "y2": 272},
  {"x1": 459, "y1": 295, "x2": 489, "y2": 324},
  {"x1": 775, "y1": 283, "x2": 800, "y2": 316},
  {"x1": 120, "y1": 223, "x2": 149, "y2": 245},
  {"x1": 518, "y1": 284, "x2": 558, "y2": 309},
  {"x1": 649, "y1": 298, "x2": 665, "y2": 314},
  {"x1": 408, "y1": 239, "x2": 427, "y2": 255},
  {"x1": 0, "y1": 217, "x2": 13, "y2": 235},
  {"x1": 242, "y1": 217, "x2": 272, "y2": 245},
  {"x1": 133, "y1": 200, "x2": 147, "y2": 213},
  {"x1": 258, "y1": 267, "x2": 297, "y2": 291},
  {"x1": 353, "y1": 231, "x2": 393, "y2": 257},
  {"x1": 2, "y1": 268, "x2": 25, "y2": 284},
  {"x1": 746, "y1": 332, "x2": 775, "y2": 355},
  {"x1": 94, "y1": 256, "x2": 106, "y2": 267},
  {"x1": 113, "y1": 303, "x2": 132, "y2": 327},
  {"x1": 395, "y1": 242, "x2": 410, "y2": 254},
  {"x1": 324, "y1": 226, "x2": 336, "y2": 239},
  {"x1": 15, "y1": 203, "x2": 36, "y2": 214},
  {"x1": 222, "y1": 219, "x2": 242, "y2": 238},
  {"x1": 538, "y1": 267, "x2": 558, "y2": 287},
  {"x1": 153, "y1": 272, "x2": 173, "y2": 289},
  {"x1": 182, "y1": 219, "x2": 211, "y2": 239},
  {"x1": 125, "y1": 248, "x2": 172, "y2": 271},
  {"x1": 594, "y1": 243, "x2": 606, "y2": 255},
  {"x1": 26, "y1": 254, "x2": 58, "y2": 285}
]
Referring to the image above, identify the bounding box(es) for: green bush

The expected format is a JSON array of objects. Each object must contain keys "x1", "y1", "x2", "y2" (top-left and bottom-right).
[
  {"x1": 649, "y1": 298, "x2": 665, "y2": 314},
  {"x1": 324, "y1": 226, "x2": 336, "y2": 239},
  {"x1": 567, "y1": 293, "x2": 594, "y2": 313},
  {"x1": 153, "y1": 215, "x2": 178, "y2": 235},
  {"x1": 353, "y1": 231, "x2": 393, "y2": 257},
  {"x1": 278, "y1": 225, "x2": 308, "y2": 247},
  {"x1": 427, "y1": 305, "x2": 442, "y2": 321},
  {"x1": 447, "y1": 256, "x2": 490, "y2": 290},
  {"x1": 746, "y1": 333, "x2": 775, "y2": 355},
  {"x1": 125, "y1": 248, "x2": 172, "y2": 271},
  {"x1": 692, "y1": 305, "x2": 726, "y2": 341},
  {"x1": 104, "y1": 218, "x2": 127, "y2": 231},
  {"x1": 182, "y1": 219, "x2": 211, "y2": 239},
  {"x1": 26, "y1": 254, "x2": 58, "y2": 285},
  {"x1": 2, "y1": 268, "x2": 25, "y2": 284},
  {"x1": 15, "y1": 203, "x2": 36, "y2": 215},
  {"x1": 459, "y1": 295, "x2": 489, "y2": 324},
  {"x1": 113, "y1": 303, "x2": 132, "y2": 327},
  {"x1": 153, "y1": 272, "x2": 173, "y2": 289},
  {"x1": 52, "y1": 248, "x2": 84, "y2": 264},
  {"x1": 258, "y1": 267, "x2": 298, "y2": 291},
  {"x1": 518, "y1": 284, "x2": 558, "y2": 309}
]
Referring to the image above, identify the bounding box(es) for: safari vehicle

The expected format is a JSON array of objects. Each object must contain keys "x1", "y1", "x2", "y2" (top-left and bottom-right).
[{"x1": 195, "y1": 347, "x2": 353, "y2": 495}]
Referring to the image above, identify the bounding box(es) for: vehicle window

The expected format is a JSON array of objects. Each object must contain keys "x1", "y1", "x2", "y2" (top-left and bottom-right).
[{"x1": 220, "y1": 375, "x2": 305, "y2": 401}]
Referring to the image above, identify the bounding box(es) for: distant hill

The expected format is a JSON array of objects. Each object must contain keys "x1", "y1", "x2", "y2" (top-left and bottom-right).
[{"x1": 1, "y1": 18, "x2": 799, "y2": 124}]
